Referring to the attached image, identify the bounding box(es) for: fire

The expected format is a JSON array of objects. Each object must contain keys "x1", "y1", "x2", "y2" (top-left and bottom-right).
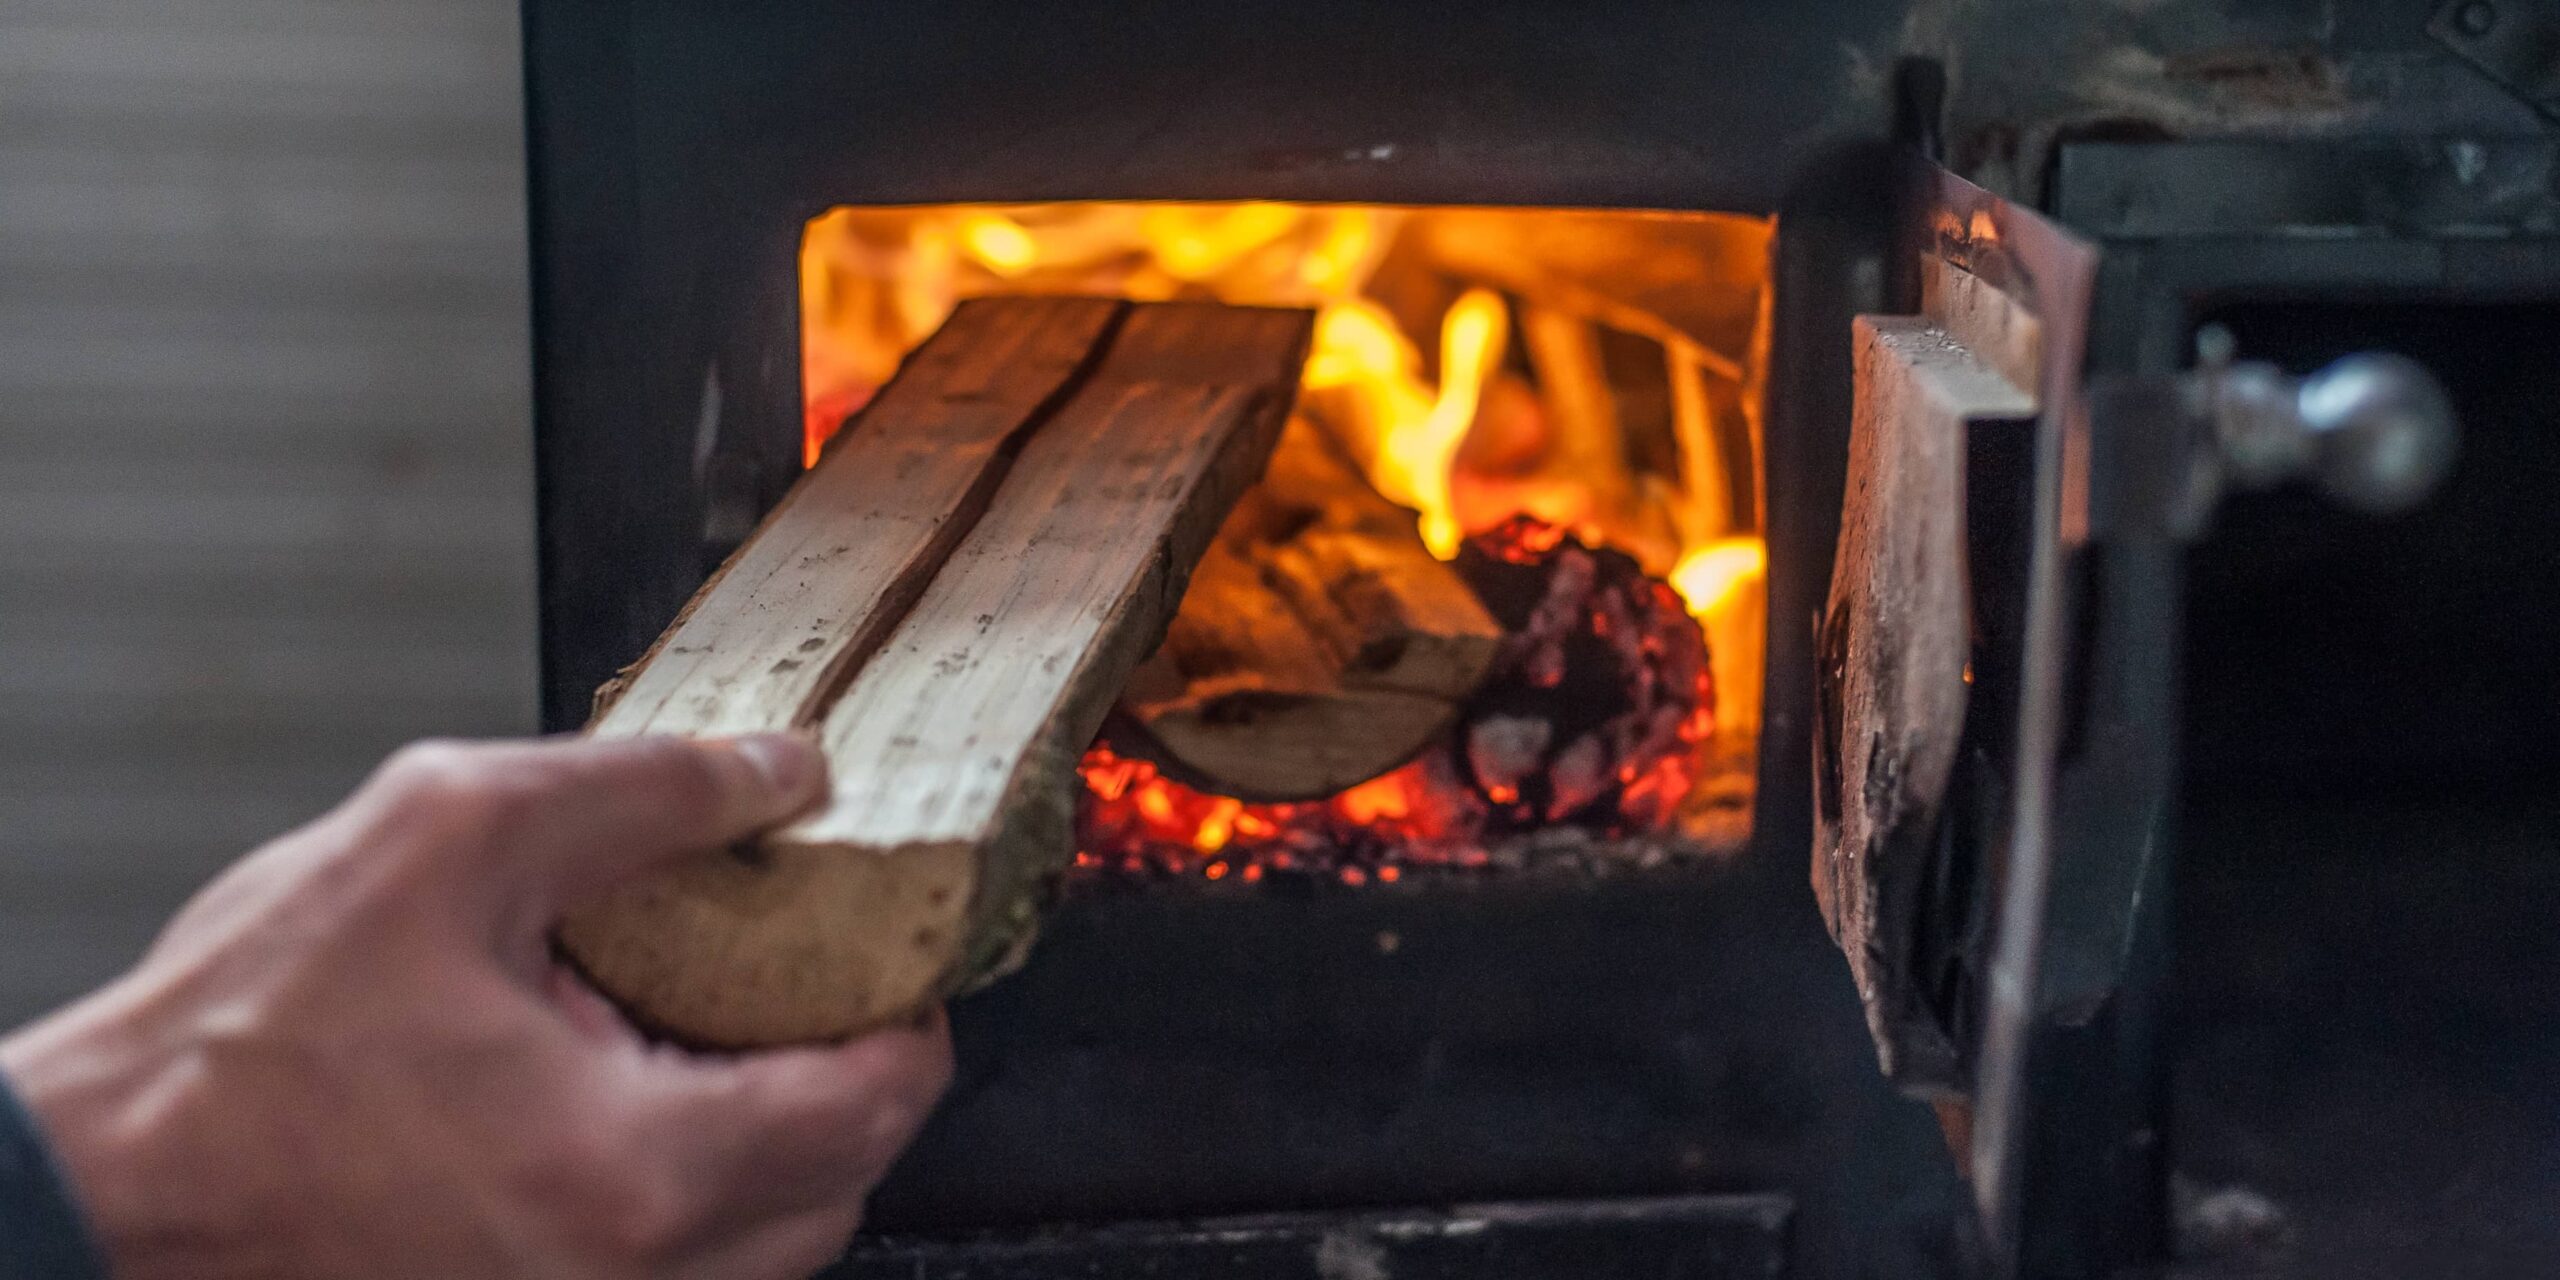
[
  {"x1": 801, "y1": 201, "x2": 1775, "y2": 876},
  {"x1": 1402, "y1": 288, "x2": 1508, "y2": 556},
  {"x1": 1671, "y1": 537, "x2": 1768, "y2": 617},
  {"x1": 1074, "y1": 744, "x2": 1470, "y2": 880},
  {"x1": 956, "y1": 212, "x2": 1037, "y2": 276}
]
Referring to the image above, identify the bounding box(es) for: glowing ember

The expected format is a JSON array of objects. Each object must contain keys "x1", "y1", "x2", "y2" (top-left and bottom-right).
[{"x1": 1075, "y1": 519, "x2": 1713, "y2": 880}]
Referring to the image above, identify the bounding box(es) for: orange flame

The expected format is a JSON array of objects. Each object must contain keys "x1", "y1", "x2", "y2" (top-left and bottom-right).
[{"x1": 798, "y1": 202, "x2": 1764, "y2": 607}]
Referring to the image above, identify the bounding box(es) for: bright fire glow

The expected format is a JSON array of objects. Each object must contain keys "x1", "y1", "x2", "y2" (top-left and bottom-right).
[
  {"x1": 1296, "y1": 288, "x2": 1510, "y2": 557},
  {"x1": 956, "y1": 212, "x2": 1037, "y2": 276},
  {"x1": 1670, "y1": 537, "x2": 1768, "y2": 618}
]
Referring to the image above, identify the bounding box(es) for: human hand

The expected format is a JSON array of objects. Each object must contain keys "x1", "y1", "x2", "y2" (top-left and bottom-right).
[{"x1": 0, "y1": 734, "x2": 951, "y2": 1280}]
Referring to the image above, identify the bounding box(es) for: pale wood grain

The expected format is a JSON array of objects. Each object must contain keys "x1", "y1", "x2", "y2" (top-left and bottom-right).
[
  {"x1": 1922, "y1": 257, "x2": 2045, "y2": 398},
  {"x1": 593, "y1": 296, "x2": 1124, "y2": 739},
  {"x1": 802, "y1": 304, "x2": 1310, "y2": 845}
]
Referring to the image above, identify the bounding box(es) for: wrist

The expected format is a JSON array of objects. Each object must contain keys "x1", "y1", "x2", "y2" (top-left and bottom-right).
[
  {"x1": 0, "y1": 1041, "x2": 109, "y2": 1280},
  {"x1": 1, "y1": 986, "x2": 282, "y2": 1280}
]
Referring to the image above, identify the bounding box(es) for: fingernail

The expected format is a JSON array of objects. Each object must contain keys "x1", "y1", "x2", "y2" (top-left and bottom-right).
[{"x1": 730, "y1": 732, "x2": 824, "y2": 798}]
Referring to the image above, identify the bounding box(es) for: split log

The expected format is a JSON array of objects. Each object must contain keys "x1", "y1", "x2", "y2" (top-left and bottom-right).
[
  {"x1": 1814, "y1": 310, "x2": 2035, "y2": 1089},
  {"x1": 562, "y1": 299, "x2": 1313, "y2": 1047},
  {"x1": 589, "y1": 295, "x2": 1124, "y2": 735},
  {"x1": 1118, "y1": 418, "x2": 1503, "y2": 801}
]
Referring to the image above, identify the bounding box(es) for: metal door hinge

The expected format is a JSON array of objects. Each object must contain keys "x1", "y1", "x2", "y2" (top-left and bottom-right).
[{"x1": 2430, "y1": 0, "x2": 2560, "y2": 123}]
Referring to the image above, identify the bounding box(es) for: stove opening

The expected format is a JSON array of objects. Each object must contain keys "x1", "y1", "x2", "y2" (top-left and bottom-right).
[{"x1": 799, "y1": 203, "x2": 1774, "y2": 884}]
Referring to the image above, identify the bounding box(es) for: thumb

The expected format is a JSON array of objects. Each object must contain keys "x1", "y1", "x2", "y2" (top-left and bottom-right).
[
  {"x1": 515, "y1": 733, "x2": 829, "y2": 907},
  {"x1": 360, "y1": 733, "x2": 828, "y2": 921}
]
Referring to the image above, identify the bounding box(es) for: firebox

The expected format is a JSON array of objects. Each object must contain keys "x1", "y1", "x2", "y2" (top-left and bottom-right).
[
  {"x1": 522, "y1": 2, "x2": 2560, "y2": 1276},
  {"x1": 799, "y1": 203, "x2": 1771, "y2": 880}
]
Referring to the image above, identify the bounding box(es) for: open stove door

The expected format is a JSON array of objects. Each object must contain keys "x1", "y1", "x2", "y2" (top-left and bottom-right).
[{"x1": 1818, "y1": 157, "x2": 2164, "y2": 1277}]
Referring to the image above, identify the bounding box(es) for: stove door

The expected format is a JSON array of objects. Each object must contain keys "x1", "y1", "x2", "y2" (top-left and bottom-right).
[{"x1": 1817, "y1": 158, "x2": 2120, "y2": 1267}]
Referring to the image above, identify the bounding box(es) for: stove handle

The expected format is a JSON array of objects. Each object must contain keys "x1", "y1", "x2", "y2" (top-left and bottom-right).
[{"x1": 2174, "y1": 324, "x2": 2462, "y2": 527}]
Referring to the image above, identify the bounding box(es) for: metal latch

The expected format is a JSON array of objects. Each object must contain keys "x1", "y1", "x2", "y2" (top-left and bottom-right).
[{"x1": 2105, "y1": 326, "x2": 2461, "y2": 541}]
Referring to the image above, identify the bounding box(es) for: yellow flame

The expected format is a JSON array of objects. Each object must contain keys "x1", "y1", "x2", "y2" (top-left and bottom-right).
[
  {"x1": 1670, "y1": 537, "x2": 1768, "y2": 617},
  {"x1": 1302, "y1": 300, "x2": 1419, "y2": 392},
  {"x1": 1297, "y1": 291, "x2": 1509, "y2": 557},
  {"x1": 1299, "y1": 213, "x2": 1380, "y2": 293},
  {"x1": 1140, "y1": 203, "x2": 1303, "y2": 281},
  {"x1": 957, "y1": 212, "x2": 1038, "y2": 276},
  {"x1": 1388, "y1": 288, "x2": 1507, "y2": 556}
]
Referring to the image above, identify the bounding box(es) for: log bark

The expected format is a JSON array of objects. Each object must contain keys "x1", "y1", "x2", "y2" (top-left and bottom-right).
[
  {"x1": 1118, "y1": 417, "x2": 1502, "y2": 801},
  {"x1": 562, "y1": 300, "x2": 1313, "y2": 1047}
]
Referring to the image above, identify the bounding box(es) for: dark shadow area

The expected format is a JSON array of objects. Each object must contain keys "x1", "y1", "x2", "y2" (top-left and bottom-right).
[
  {"x1": 2184, "y1": 304, "x2": 2560, "y2": 805},
  {"x1": 2176, "y1": 303, "x2": 2560, "y2": 1277}
]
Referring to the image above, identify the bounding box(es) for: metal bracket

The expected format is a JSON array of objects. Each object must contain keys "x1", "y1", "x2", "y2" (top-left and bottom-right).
[{"x1": 2429, "y1": 0, "x2": 2560, "y2": 123}]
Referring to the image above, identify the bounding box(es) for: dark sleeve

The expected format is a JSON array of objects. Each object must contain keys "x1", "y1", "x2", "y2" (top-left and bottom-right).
[{"x1": 0, "y1": 1074, "x2": 107, "y2": 1280}]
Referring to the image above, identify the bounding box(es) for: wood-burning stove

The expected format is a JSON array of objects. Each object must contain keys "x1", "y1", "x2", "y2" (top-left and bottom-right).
[{"x1": 520, "y1": 3, "x2": 2560, "y2": 1275}]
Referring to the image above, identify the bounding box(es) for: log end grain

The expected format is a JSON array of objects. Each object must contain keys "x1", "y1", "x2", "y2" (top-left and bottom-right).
[{"x1": 559, "y1": 839, "x2": 978, "y2": 1049}]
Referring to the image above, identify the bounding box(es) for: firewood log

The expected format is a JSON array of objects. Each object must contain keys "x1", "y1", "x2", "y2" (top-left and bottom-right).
[
  {"x1": 562, "y1": 298, "x2": 1312, "y2": 1047},
  {"x1": 587, "y1": 296, "x2": 1123, "y2": 735},
  {"x1": 1814, "y1": 311, "x2": 2033, "y2": 1085},
  {"x1": 1117, "y1": 418, "x2": 1502, "y2": 801}
]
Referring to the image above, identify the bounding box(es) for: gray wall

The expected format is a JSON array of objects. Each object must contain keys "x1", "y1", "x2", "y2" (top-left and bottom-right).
[{"x1": 1, "y1": 0, "x2": 537, "y2": 1025}]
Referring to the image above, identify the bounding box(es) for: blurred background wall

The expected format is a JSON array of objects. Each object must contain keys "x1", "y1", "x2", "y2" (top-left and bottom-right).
[{"x1": 0, "y1": 0, "x2": 536, "y2": 1025}]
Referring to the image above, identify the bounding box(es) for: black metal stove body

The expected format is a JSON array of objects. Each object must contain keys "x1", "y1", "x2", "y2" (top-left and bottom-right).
[{"x1": 520, "y1": 3, "x2": 2560, "y2": 1276}]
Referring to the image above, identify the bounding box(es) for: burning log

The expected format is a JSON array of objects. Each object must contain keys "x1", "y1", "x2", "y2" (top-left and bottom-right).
[
  {"x1": 1447, "y1": 517, "x2": 1713, "y2": 835},
  {"x1": 1118, "y1": 418, "x2": 1502, "y2": 801},
  {"x1": 1077, "y1": 518, "x2": 1715, "y2": 879},
  {"x1": 564, "y1": 298, "x2": 1313, "y2": 1047}
]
